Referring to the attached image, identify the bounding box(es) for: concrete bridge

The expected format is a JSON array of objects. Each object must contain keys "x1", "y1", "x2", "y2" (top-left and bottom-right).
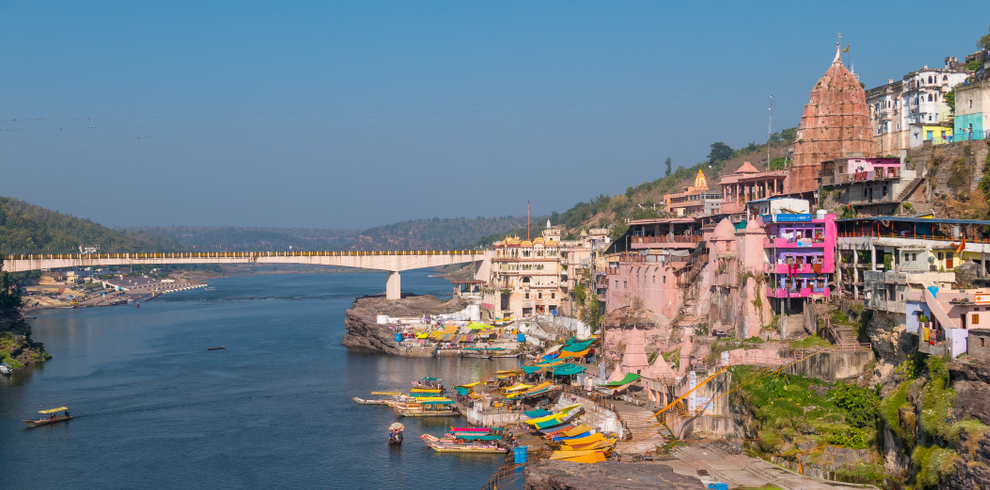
[{"x1": 2, "y1": 250, "x2": 493, "y2": 300}]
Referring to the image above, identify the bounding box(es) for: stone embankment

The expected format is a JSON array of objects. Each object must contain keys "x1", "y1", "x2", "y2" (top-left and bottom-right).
[
  {"x1": 524, "y1": 460, "x2": 701, "y2": 490},
  {"x1": 340, "y1": 293, "x2": 468, "y2": 355}
]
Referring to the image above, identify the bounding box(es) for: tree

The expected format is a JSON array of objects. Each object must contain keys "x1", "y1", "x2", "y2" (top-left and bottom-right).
[
  {"x1": 978, "y1": 24, "x2": 990, "y2": 51},
  {"x1": 945, "y1": 89, "x2": 956, "y2": 115},
  {"x1": 781, "y1": 127, "x2": 798, "y2": 142},
  {"x1": 769, "y1": 157, "x2": 787, "y2": 171},
  {"x1": 664, "y1": 157, "x2": 672, "y2": 177},
  {"x1": 707, "y1": 142, "x2": 734, "y2": 165},
  {"x1": 0, "y1": 255, "x2": 22, "y2": 310}
]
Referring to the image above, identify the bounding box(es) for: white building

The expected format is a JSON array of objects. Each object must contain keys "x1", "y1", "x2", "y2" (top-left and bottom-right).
[{"x1": 866, "y1": 58, "x2": 970, "y2": 156}]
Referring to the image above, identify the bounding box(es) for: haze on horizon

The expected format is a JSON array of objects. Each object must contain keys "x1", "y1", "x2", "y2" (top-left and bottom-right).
[{"x1": 2, "y1": 1, "x2": 984, "y2": 229}]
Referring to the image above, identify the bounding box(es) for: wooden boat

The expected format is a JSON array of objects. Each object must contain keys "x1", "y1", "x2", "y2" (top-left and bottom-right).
[
  {"x1": 0, "y1": 363, "x2": 12, "y2": 376},
  {"x1": 23, "y1": 407, "x2": 72, "y2": 428},
  {"x1": 420, "y1": 434, "x2": 507, "y2": 454},
  {"x1": 461, "y1": 352, "x2": 492, "y2": 359},
  {"x1": 207, "y1": 346, "x2": 226, "y2": 351},
  {"x1": 411, "y1": 377, "x2": 444, "y2": 390},
  {"x1": 491, "y1": 353, "x2": 521, "y2": 359},
  {"x1": 394, "y1": 398, "x2": 459, "y2": 417},
  {"x1": 388, "y1": 422, "x2": 404, "y2": 445},
  {"x1": 353, "y1": 391, "x2": 403, "y2": 405}
]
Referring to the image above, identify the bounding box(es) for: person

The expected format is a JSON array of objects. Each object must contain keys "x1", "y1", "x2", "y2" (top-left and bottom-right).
[{"x1": 65, "y1": 410, "x2": 70, "y2": 417}]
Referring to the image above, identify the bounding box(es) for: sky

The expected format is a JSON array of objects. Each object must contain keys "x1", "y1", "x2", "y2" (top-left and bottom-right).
[{"x1": 2, "y1": 2, "x2": 987, "y2": 229}]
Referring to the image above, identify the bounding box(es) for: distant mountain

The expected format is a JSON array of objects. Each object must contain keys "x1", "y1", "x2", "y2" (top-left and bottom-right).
[
  {"x1": 126, "y1": 216, "x2": 532, "y2": 252},
  {"x1": 0, "y1": 197, "x2": 184, "y2": 254}
]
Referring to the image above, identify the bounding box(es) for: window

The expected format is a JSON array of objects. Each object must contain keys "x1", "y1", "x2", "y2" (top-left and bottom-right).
[
  {"x1": 974, "y1": 314, "x2": 980, "y2": 325},
  {"x1": 615, "y1": 280, "x2": 619, "y2": 288},
  {"x1": 653, "y1": 275, "x2": 656, "y2": 284},
  {"x1": 663, "y1": 276, "x2": 666, "y2": 284},
  {"x1": 623, "y1": 281, "x2": 627, "y2": 288},
  {"x1": 551, "y1": 293, "x2": 555, "y2": 299},
  {"x1": 525, "y1": 293, "x2": 529, "y2": 299},
  {"x1": 538, "y1": 292, "x2": 542, "y2": 299}
]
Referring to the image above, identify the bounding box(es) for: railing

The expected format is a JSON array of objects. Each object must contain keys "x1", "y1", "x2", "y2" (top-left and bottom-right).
[
  {"x1": 5, "y1": 250, "x2": 485, "y2": 260},
  {"x1": 630, "y1": 235, "x2": 703, "y2": 245},
  {"x1": 763, "y1": 237, "x2": 827, "y2": 248},
  {"x1": 821, "y1": 168, "x2": 900, "y2": 186},
  {"x1": 931, "y1": 130, "x2": 988, "y2": 145},
  {"x1": 764, "y1": 263, "x2": 831, "y2": 274},
  {"x1": 837, "y1": 232, "x2": 989, "y2": 243}
]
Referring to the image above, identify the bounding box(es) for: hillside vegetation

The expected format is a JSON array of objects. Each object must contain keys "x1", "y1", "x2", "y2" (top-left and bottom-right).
[
  {"x1": 479, "y1": 129, "x2": 797, "y2": 244},
  {"x1": 0, "y1": 197, "x2": 184, "y2": 254},
  {"x1": 128, "y1": 216, "x2": 532, "y2": 252}
]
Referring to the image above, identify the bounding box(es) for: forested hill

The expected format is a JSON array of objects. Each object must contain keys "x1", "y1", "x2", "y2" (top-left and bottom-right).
[
  {"x1": 0, "y1": 197, "x2": 184, "y2": 254},
  {"x1": 477, "y1": 130, "x2": 800, "y2": 245},
  {"x1": 126, "y1": 216, "x2": 532, "y2": 252}
]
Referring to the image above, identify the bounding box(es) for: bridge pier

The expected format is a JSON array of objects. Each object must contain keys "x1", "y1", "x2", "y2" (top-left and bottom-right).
[{"x1": 386, "y1": 271, "x2": 401, "y2": 300}]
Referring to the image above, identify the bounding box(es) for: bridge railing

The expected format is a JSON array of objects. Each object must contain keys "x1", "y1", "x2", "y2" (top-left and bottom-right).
[{"x1": 4, "y1": 250, "x2": 486, "y2": 260}]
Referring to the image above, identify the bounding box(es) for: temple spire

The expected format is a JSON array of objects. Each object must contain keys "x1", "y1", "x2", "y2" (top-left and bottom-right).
[{"x1": 833, "y1": 33, "x2": 842, "y2": 65}]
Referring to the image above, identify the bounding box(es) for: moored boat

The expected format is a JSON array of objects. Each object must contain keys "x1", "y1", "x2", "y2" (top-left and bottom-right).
[
  {"x1": 411, "y1": 376, "x2": 444, "y2": 391},
  {"x1": 419, "y1": 434, "x2": 508, "y2": 453},
  {"x1": 207, "y1": 345, "x2": 225, "y2": 351},
  {"x1": 23, "y1": 407, "x2": 72, "y2": 428},
  {"x1": 353, "y1": 391, "x2": 404, "y2": 405},
  {"x1": 0, "y1": 363, "x2": 12, "y2": 375},
  {"x1": 394, "y1": 398, "x2": 459, "y2": 417}
]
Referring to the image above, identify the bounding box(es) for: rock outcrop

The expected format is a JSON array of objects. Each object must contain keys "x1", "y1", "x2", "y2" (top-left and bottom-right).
[
  {"x1": 0, "y1": 309, "x2": 50, "y2": 367},
  {"x1": 340, "y1": 294, "x2": 469, "y2": 355}
]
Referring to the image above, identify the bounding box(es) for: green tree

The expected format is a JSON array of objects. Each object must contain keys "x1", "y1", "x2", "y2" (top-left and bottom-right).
[
  {"x1": 707, "y1": 142, "x2": 734, "y2": 165},
  {"x1": 978, "y1": 24, "x2": 990, "y2": 51},
  {"x1": 768, "y1": 157, "x2": 787, "y2": 171},
  {"x1": 0, "y1": 255, "x2": 22, "y2": 310},
  {"x1": 664, "y1": 157, "x2": 672, "y2": 177},
  {"x1": 781, "y1": 127, "x2": 798, "y2": 142},
  {"x1": 945, "y1": 89, "x2": 956, "y2": 115}
]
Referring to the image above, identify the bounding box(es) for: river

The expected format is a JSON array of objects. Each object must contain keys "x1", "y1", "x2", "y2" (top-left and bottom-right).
[{"x1": 0, "y1": 271, "x2": 525, "y2": 489}]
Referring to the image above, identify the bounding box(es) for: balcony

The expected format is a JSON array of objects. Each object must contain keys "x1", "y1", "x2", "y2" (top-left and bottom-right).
[
  {"x1": 629, "y1": 235, "x2": 703, "y2": 249},
  {"x1": 821, "y1": 168, "x2": 900, "y2": 186},
  {"x1": 764, "y1": 263, "x2": 833, "y2": 274},
  {"x1": 766, "y1": 287, "x2": 830, "y2": 298},
  {"x1": 763, "y1": 237, "x2": 827, "y2": 248}
]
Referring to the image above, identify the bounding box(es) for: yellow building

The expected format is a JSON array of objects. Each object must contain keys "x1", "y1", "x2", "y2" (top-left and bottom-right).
[
  {"x1": 484, "y1": 227, "x2": 563, "y2": 319},
  {"x1": 663, "y1": 170, "x2": 721, "y2": 217}
]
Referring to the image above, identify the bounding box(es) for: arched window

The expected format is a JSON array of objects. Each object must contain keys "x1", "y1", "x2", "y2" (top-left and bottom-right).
[
  {"x1": 928, "y1": 76, "x2": 933, "y2": 84},
  {"x1": 928, "y1": 94, "x2": 933, "y2": 102},
  {"x1": 522, "y1": 277, "x2": 530, "y2": 283}
]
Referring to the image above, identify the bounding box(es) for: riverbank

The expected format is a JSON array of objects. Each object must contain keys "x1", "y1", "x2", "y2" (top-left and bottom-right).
[{"x1": 341, "y1": 293, "x2": 469, "y2": 355}]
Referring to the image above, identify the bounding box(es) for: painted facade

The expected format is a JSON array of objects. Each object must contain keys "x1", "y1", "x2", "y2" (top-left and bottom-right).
[
  {"x1": 762, "y1": 212, "x2": 837, "y2": 302},
  {"x1": 485, "y1": 228, "x2": 563, "y2": 319},
  {"x1": 954, "y1": 80, "x2": 990, "y2": 139}
]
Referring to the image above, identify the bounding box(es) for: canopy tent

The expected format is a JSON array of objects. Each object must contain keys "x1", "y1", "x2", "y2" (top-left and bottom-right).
[
  {"x1": 561, "y1": 339, "x2": 596, "y2": 352},
  {"x1": 457, "y1": 381, "x2": 480, "y2": 388},
  {"x1": 531, "y1": 416, "x2": 565, "y2": 429},
  {"x1": 420, "y1": 399, "x2": 455, "y2": 405},
  {"x1": 455, "y1": 386, "x2": 471, "y2": 396},
  {"x1": 558, "y1": 403, "x2": 583, "y2": 413},
  {"x1": 466, "y1": 322, "x2": 490, "y2": 330},
  {"x1": 600, "y1": 373, "x2": 642, "y2": 387},
  {"x1": 523, "y1": 409, "x2": 552, "y2": 419},
  {"x1": 415, "y1": 332, "x2": 429, "y2": 339},
  {"x1": 522, "y1": 366, "x2": 544, "y2": 375},
  {"x1": 548, "y1": 364, "x2": 586, "y2": 376},
  {"x1": 556, "y1": 348, "x2": 590, "y2": 360},
  {"x1": 535, "y1": 360, "x2": 565, "y2": 368},
  {"x1": 505, "y1": 383, "x2": 533, "y2": 392},
  {"x1": 539, "y1": 424, "x2": 572, "y2": 435}
]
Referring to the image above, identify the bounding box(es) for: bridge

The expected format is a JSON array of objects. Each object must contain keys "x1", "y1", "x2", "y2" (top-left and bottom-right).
[{"x1": 2, "y1": 250, "x2": 493, "y2": 300}]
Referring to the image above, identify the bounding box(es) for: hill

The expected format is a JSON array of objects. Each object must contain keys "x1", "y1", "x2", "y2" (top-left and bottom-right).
[
  {"x1": 0, "y1": 197, "x2": 184, "y2": 254},
  {"x1": 475, "y1": 130, "x2": 799, "y2": 245},
  {"x1": 126, "y1": 216, "x2": 533, "y2": 252}
]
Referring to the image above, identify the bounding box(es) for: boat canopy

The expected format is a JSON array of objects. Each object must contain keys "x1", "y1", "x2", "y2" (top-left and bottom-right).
[
  {"x1": 454, "y1": 434, "x2": 502, "y2": 441},
  {"x1": 38, "y1": 406, "x2": 68, "y2": 414},
  {"x1": 561, "y1": 339, "x2": 596, "y2": 352},
  {"x1": 522, "y1": 365, "x2": 543, "y2": 374},
  {"x1": 370, "y1": 391, "x2": 402, "y2": 396},
  {"x1": 422, "y1": 377, "x2": 441, "y2": 381},
  {"x1": 494, "y1": 370, "x2": 519, "y2": 375},
  {"x1": 457, "y1": 381, "x2": 481, "y2": 388},
  {"x1": 505, "y1": 383, "x2": 532, "y2": 392},
  {"x1": 556, "y1": 348, "x2": 590, "y2": 360},
  {"x1": 558, "y1": 403, "x2": 583, "y2": 413},
  {"x1": 600, "y1": 373, "x2": 642, "y2": 387},
  {"x1": 455, "y1": 386, "x2": 471, "y2": 396},
  {"x1": 420, "y1": 399, "x2": 455, "y2": 405}
]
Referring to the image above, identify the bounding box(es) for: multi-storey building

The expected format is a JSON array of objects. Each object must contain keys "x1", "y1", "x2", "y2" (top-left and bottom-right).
[
  {"x1": 663, "y1": 170, "x2": 722, "y2": 217},
  {"x1": 718, "y1": 161, "x2": 789, "y2": 216},
  {"x1": 762, "y1": 210, "x2": 837, "y2": 313},
  {"x1": 818, "y1": 157, "x2": 921, "y2": 216},
  {"x1": 954, "y1": 80, "x2": 990, "y2": 140},
  {"x1": 866, "y1": 58, "x2": 970, "y2": 155},
  {"x1": 484, "y1": 228, "x2": 563, "y2": 319}
]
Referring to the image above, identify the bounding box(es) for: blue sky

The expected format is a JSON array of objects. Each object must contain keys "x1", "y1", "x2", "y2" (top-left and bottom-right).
[{"x1": 1, "y1": 2, "x2": 986, "y2": 228}]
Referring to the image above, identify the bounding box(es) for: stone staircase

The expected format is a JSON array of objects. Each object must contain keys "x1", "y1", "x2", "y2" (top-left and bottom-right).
[
  {"x1": 612, "y1": 400, "x2": 667, "y2": 457},
  {"x1": 894, "y1": 175, "x2": 925, "y2": 203}
]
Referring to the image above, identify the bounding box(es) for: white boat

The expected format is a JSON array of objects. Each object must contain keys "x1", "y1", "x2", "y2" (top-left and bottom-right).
[{"x1": 0, "y1": 363, "x2": 11, "y2": 375}]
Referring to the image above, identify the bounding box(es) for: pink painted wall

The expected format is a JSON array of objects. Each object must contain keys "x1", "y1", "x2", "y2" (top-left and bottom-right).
[{"x1": 604, "y1": 262, "x2": 681, "y2": 319}]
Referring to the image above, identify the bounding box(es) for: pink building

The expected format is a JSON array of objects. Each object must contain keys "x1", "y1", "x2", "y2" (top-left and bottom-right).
[
  {"x1": 762, "y1": 211, "x2": 837, "y2": 304},
  {"x1": 605, "y1": 218, "x2": 704, "y2": 319},
  {"x1": 718, "y1": 161, "x2": 790, "y2": 216}
]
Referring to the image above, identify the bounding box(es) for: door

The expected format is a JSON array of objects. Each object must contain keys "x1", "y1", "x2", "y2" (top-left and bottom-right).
[{"x1": 947, "y1": 252, "x2": 954, "y2": 269}]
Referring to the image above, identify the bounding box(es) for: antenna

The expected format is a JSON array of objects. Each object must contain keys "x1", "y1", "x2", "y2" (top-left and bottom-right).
[{"x1": 767, "y1": 95, "x2": 773, "y2": 168}]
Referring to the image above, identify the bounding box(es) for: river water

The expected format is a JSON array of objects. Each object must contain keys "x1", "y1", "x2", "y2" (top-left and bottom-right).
[{"x1": 0, "y1": 271, "x2": 525, "y2": 489}]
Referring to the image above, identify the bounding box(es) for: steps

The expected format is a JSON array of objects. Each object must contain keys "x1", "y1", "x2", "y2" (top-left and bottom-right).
[{"x1": 894, "y1": 175, "x2": 924, "y2": 203}]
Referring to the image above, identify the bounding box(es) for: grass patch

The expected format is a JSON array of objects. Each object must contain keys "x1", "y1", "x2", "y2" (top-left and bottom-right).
[
  {"x1": 880, "y1": 380, "x2": 914, "y2": 446},
  {"x1": 790, "y1": 335, "x2": 831, "y2": 349},
  {"x1": 831, "y1": 462, "x2": 884, "y2": 484},
  {"x1": 919, "y1": 356, "x2": 957, "y2": 442},
  {"x1": 912, "y1": 445, "x2": 959, "y2": 489}
]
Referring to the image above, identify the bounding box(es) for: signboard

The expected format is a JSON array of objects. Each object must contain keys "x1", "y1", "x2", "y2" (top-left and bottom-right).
[{"x1": 774, "y1": 214, "x2": 813, "y2": 222}]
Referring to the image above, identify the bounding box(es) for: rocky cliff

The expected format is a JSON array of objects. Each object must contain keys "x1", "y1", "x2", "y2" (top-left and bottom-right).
[
  {"x1": 0, "y1": 309, "x2": 50, "y2": 368},
  {"x1": 341, "y1": 294, "x2": 469, "y2": 355}
]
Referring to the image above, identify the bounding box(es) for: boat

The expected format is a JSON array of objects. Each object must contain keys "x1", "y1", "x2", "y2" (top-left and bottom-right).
[
  {"x1": 204, "y1": 287, "x2": 217, "y2": 291},
  {"x1": 420, "y1": 434, "x2": 508, "y2": 453},
  {"x1": 461, "y1": 352, "x2": 492, "y2": 359},
  {"x1": 207, "y1": 346, "x2": 226, "y2": 351},
  {"x1": 388, "y1": 422, "x2": 405, "y2": 445},
  {"x1": 491, "y1": 353, "x2": 521, "y2": 359},
  {"x1": 353, "y1": 391, "x2": 404, "y2": 405},
  {"x1": 135, "y1": 303, "x2": 140, "y2": 308},
  {"x1": 0, "y1": 363, "x2": 11, "y2": 376},
  {"x1": 394, "y1": 398, "x2": 459, "y2": 417},
  {"x1": 411, "y1": 376, "x2": 444, "y2": 391},
  {"x1": 23, "y1": 407, "x2": 73, "y2": 428}
]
